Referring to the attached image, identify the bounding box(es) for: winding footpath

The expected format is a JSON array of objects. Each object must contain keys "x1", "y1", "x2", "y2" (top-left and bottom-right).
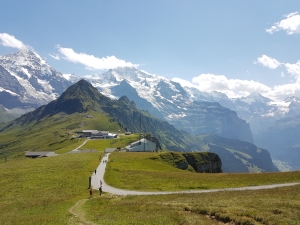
[
  {"x1": 91, "y1": 153, "x2": 300, "y2": 196},
  {"x1": 68, "y1": 150, "x2": 300, "y2": 224}
]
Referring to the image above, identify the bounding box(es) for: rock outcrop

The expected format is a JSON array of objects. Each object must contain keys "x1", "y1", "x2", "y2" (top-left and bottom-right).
[
  {"x1": 158, "y1": 152, "x2": 222, "y2": 173},
  {"x1": 182, "y1": 152, "x2": 222, "y2": 173}
]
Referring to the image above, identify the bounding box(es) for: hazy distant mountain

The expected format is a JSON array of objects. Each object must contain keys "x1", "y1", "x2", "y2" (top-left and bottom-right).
[
  {"x1": 255, "y1": 114, "x2": 300, "y2": 170},
  {"x1": 198, "y1": 134, "x2": 279, "y2": 173},
  {"x1": 0, "y1": 48, "x2": 72, "y2": 110}
]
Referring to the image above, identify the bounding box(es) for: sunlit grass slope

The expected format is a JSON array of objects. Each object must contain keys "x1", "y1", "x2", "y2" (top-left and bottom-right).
[
  {"x1": 85, "y1": 184, "x2": 300, "y2": 225},
  {"x1": 0, "y1": 112, "x2": 122, "y2": 159},
  {"x1": 105, "y1": 152, "x2": 300, "y2": 191},
  {"x1": 0, "y1": 152, "x2": 101, "y2": 225},
  {"x1": 0, "y1": 142, "x2": 300, "y2": 224}
]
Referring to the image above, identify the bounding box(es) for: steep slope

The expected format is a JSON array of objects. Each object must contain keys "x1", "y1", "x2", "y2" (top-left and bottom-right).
[
  {"x1": 167, "y1": 101, "x2": 253, "y2": 143},
  {"x1": 0, "y1": 48, "x2": 72, "y2": 109},
  {"x1": 110, "y1": 80, "x2": 164, "y2": 119},
  {"x1": 0, "y1": 105, "x2": 20, "y2": 123},
  {"x1": 197, "y1": 134, "x2": 279, "y2": 173},
  {"x1": 255, "y1": 115, "x2": 300, "y2": 170}
]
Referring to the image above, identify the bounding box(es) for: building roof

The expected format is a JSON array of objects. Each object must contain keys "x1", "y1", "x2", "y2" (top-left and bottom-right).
[
  {"x1": 25, "y1": 151, "x2": 57, "y2": 158},
  {"x1": 82, "y1": 130, "x2": 99, "y2": 133},
  {"x1": 125, "y1": 138, "x2": 155, "y2": 149}
]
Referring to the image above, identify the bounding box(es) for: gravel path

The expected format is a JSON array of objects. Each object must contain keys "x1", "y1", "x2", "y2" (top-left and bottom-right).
[{"x1": 91, "y1": 153, "x2": 300, "y2": 196}]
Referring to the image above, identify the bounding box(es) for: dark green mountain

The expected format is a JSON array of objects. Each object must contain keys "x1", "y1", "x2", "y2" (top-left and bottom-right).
[{"x1": 3, "y1": 79, "x2": 200, "y2": 152}]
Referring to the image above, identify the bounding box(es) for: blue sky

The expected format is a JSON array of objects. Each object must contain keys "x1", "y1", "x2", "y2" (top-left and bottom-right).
[{"x1": 1, "y1": 1, "x2": 300, "y2": 100}]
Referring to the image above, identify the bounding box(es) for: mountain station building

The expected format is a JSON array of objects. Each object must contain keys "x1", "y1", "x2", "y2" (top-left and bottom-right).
[
  {"x1": 75, "y1": 130, "x2": 117, "y2": 139},
  {"x1": 125, "y1": 138, "x2": 156, "y2": 152}
]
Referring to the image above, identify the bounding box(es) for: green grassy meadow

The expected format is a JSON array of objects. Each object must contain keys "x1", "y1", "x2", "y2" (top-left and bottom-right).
[
  {"x1": 0, "y1": 152, "x2": 101, "y2": 225},
  {"x1": 84, "y1": 185, "x2": 300, "y2": 225},
  {"x1": 1, "y1": 134, "x2": 300, "y2": 224},
  {"x1": 104, "y1": 152, "x2": 300, "y2": 191},
  {"x1": 0, "y1": 112, "x2": 123, "y2": 159}
]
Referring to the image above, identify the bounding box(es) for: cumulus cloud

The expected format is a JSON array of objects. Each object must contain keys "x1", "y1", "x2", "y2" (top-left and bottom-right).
[
  {"x1": 56, "y1": 45, "x2": 138, "y2": 70},
  {"x1": 266, "y1": 12, "x2": 300, "y2": 35},
  {"x1": 173, "y1": 74, "x2": 271, "y2": 98},
  {"x1": 173, "y1": 71, "x2": 300, "y2": 101},
  {"x1": 193, "y1": 74, "x2": 271, "y2": 98},
  {"x1": 255, "y1": 54, "x2": 300, "y2": 80},
  {"x1": 0, "y1": 33, "x2": 26, "y2": 49},
  {"x1": 255, "y1": 55, "x2": 281, "y2": 69},
  {"x1": 270, "y1": 82, "x2": 300, "y2": 101}
]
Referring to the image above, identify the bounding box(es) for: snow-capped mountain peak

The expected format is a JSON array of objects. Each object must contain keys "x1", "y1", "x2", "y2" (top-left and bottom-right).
[
  {"x1": 0, "y1": 49, "x2": 72, "y2": 108},
  {"x1": 239, "y1": 92, "x2": 273, "y2": 104},
  {"x1": 284, "y1": 96, "x2": 300, "y2": 103}
]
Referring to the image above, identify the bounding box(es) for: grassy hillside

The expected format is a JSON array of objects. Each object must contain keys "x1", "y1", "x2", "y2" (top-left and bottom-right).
[
  {"x1": 0, "y1": 107, "x2": 19, "y2": 123},
  {"x1": 0, "y1": 153, "x2": 100, "y2": 225},
  {"x1": 1, "y1": 147, "x2": 300, "y2": 225},
  {"x1": 84, "y1": 185, "x2": 300, "y2": 225},
  {"x1": 0, "y1": 112, "x2": 122, "y2": 159},
  {"x1": 104, "y1": 152, "x2": 300, "y2": 191}
]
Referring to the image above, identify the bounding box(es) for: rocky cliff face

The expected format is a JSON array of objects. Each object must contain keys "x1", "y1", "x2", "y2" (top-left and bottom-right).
[
  {"x1": 158, "y1": 152, "x2": 222, "y2": 173},
  {"x1": 167, "y1": 101, "x2": 254, "y2": 143},
  {"x1": 182, "y1": 152, "x2": 222, "y2": 173}
]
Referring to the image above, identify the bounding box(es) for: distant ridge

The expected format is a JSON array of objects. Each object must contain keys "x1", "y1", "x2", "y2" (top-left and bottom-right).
[{"x1": 8, "y1": 79, "x2": 200, "y2": 152}]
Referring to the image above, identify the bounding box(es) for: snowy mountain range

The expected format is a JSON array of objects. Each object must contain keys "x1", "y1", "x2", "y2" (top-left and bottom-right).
[
  {"x1": 2, "y1": 49, "x2": 300, "y2": 169},
  {"x1": 64, "y1": 67, "x2": 300, "y2": 135},
  {"x1": 66, "y1": 67, "x2": 253, "y2": 142},
  {"x1": 1, "y1": 49, "x2": 299, "y2": 132}
]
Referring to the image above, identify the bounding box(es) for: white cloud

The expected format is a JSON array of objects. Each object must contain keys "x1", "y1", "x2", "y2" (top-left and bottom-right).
[
  {"x1": 270, "y1": 82, "x2": 300, "y2": 101},
  {"x1": 173, "y1": 72, "x2": 300, "y2": 101},
  {"x1": 56, "y1": 45, "x2": 138, "y2": 70},
  {"x1": 173, "y1": 73, "x2": 271, "y2": 98},
  {"x1": 266, "y1": 12, "x2": 300, "y2": 35},
  {"x1": 255, "y1": 55, "x2": 281, "y2": 69},
  {"x1": 0, "y1": 33, "x2": 26, "y2": 49},
  {"x1": 49, "y1": 53, "x2": 60, "y2": 60},
  {"x1": 284, "y1": 60, "x2": 300, "y2": 77}
]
